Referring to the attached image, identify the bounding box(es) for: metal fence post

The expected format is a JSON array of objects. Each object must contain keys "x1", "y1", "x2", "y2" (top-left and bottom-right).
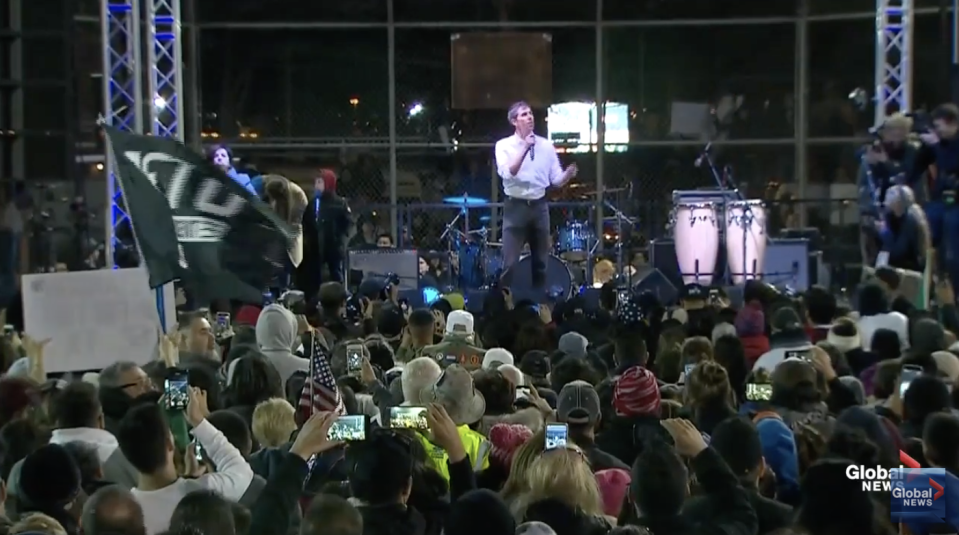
[
  {"x1": 387, "y1": 0, "x2": 399, "y2": 244},
  {"x1": 595, "y1": 0, "x2": 605, "y2": 245},
  {"x1": 796, "y1": 0, "x2": 809, "y2": 228}
]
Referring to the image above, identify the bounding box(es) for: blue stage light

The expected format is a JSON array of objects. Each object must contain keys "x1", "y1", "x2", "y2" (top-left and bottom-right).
[{"x1": 422, "y1": 287, "x2": 441, "y2": 305}]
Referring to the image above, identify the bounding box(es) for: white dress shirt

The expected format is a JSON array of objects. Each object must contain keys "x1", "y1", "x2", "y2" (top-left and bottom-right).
[{"x1": 494, "y1": 134, "x2": 565, "y2": 200}]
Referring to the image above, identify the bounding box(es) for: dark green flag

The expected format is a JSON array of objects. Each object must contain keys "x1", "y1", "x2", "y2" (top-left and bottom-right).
[{"x1": 103, "y1": 125, "x2": 293, "y2": 303}]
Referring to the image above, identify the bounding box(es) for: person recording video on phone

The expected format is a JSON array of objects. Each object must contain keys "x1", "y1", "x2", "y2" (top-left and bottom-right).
[
  {"x1": 911, "y1": 104, "x2": 959, "y2": 291},
  {"x1": 858, "y1": 113, "x2": 919, "y2": 265}
]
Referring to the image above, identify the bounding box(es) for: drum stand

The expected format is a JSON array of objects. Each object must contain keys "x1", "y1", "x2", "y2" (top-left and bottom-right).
[
  {"x1": 697, "y1": 144, "x2": 762, "y2": 286},
  {"x1": 579, "y1": 199, "x2": 634, "y2": 292}
]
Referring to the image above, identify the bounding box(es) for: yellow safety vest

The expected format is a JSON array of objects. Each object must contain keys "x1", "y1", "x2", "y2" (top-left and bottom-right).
[{"x1": 418, "y1": 425, "x2": 490, "y2": 481}]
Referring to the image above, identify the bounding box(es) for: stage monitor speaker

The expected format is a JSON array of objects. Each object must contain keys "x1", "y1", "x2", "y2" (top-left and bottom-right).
[
  {"x1": 451, "y1": 32, "x2": 552, "y2": 109},
  {"x1": 629, "y1": 266, "x2": 679, "y2": 306},
  {"x1": 346, "y1": 248, "x2": 419, "y2": 292}
]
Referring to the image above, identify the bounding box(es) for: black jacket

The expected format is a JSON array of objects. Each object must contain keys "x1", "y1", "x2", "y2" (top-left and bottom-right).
[
  {"x1": 634, "y1": 447, "x2": 757, "y2": 535},
  {"x1": 595, "y1": 414, "x2": 670, "y2": 467},
  {"x1": 302, "y1": 192, "x2": 352, "y2": 254},
  {"x1": 683, "y1": 487, "x2": 793, "y2": 535},
  {"x1": 248, "y1": 450, "x2": 309, "y2": 535}
]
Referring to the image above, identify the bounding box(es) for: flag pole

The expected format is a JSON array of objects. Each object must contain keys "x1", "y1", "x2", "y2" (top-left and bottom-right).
[{"x1": 101, "y1": 125, "x2": 171, "y2": 334}]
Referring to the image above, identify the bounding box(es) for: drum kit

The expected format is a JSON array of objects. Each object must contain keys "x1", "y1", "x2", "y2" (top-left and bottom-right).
[{"x1": 439, "y1": 188, "x2": 635, "y2": 300}]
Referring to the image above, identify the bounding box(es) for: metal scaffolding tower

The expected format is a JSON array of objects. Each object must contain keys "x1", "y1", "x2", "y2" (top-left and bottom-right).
[
  {"x1": 100, "y1": 0, "x2": 143, "y2": 267},
  {"x1": 102, "y1": 0, "x2": 181, "y2": 327},
  {"x1": 875, "y1": 0, "x2": 915, "y2": 125}
]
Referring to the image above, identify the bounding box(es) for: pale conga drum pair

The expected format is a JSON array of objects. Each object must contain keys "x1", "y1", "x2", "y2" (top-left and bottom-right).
[{"x1": 671, "y1": 200, "x2": 767, "y2": 285}]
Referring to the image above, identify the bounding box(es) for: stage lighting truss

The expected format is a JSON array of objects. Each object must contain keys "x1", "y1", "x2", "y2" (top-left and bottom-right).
[
  {"x1": 101, "y1": 0, "x2": 144, "y2": 268},
  {"x1": 874, "y1": 0, "x2": 914, "y2": 125},
  {"x1": 147, "y1": 0, "x2": 184, "y2": 142}
]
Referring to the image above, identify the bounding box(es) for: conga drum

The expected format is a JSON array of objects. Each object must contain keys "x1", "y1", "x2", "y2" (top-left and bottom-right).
[
  {"x1": 725, "y1": 200, "x2": 767, "y2": 284},
  {"x1": 671, "y1": 202, "x2": 720, "y2": 285}
]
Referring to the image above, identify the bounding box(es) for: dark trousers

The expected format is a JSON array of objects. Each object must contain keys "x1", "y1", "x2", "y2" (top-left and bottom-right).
[
  {"x1": 321, "y1": 249, "x2": 345, "y2": 284},
  {"x1": 501, "y1": 197, "x2": 550, "y2": 291}
]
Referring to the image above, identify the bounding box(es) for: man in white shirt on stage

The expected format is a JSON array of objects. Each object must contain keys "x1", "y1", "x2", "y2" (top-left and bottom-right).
[{"x1": 494, "y1": 101, "x2": 577, "y2": 300}]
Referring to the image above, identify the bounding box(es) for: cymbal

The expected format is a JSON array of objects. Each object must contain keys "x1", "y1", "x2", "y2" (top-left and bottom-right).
[{"x1": 442, "y1": 195, "x2": 490, "y2": 206}]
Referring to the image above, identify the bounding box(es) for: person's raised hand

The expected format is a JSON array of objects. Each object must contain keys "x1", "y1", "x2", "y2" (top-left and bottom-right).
[
  {"x1": 361, "y1": 297, "x2": 374, "y2": 320},
  {"x1": 290, "y1": 412, "x2": 343, "y2": 461},
  {"x1": 296, "y1": 314, "x2": 312, "y2": 335},
  {"x1": 525, "y1": 382, "x2": 553, "y2": 417},
  {"x1": 183, "y1": 442, "x2": 207, "y2": 478},
  {"x1": 360, "y1": 355, "x2": 377, "y2": 386},
  {"x1": 661, "y1": 418, "x2": 708, "y2": 458},
  {"x1": 538, "y1": 303, "x2": 553, "y2": 324},
  {"x1": 920, "y1": 130, "x2": 940, "y2": 146},
  {"x1": 158, "y1": 324, "x2": 180, "y2": 368},
  {"x1": 426, "y1": 403, "x2": 466, "y2": 462},
  {"x1": 809, "y1": 346, "x2": 837, "y2": 382},
  {"x1": 936, "y1": 279, "x2": 955, "y2": 306},
  {"x1": 185, "y1": 386, "x2": 210, "y2": 428},
  {"x1": 21, "y1": 335, "x2": 51, "y2": 363}
]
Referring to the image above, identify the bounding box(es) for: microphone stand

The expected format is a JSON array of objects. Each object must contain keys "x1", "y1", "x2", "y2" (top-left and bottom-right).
[{"x1": 698, "y1": 146, "x2": 759, "y2": 286}]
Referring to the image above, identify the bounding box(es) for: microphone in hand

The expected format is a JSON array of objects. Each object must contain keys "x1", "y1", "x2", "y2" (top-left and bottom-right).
[{"x1": 526, "y1": 134, "x2": 536, "y2": 161}]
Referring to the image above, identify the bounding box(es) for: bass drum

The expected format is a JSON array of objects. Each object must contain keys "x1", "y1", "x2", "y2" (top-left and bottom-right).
[{"x1": 502, "y1": 254, "x2": 574, "y2": 303}]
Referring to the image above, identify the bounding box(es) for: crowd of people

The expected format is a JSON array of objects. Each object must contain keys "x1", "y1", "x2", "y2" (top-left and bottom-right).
[{"x1": 0, "y1": 267, "x2": 958, "y2": 535}]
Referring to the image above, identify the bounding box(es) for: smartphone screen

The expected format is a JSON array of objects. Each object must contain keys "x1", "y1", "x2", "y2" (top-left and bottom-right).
[
  {"x1": 346, "y1": 345, "x2": 363, "y2": 374},
  {"x1": 2, "y1": 325, "x2": 13, "y2": 339},
  {"x1": 192, "y1": 439, "x2": 205, "y2": 463},
  {"x1": 216, "y1": 312, "x2": 230, "y2": 331},
  {"x1": 745, "y1": 383, "x2": 773, "y2": 402},
  {"x1": 784, "y1": 349, "x2": 811, "y2": 361},
  {"x1": 900, "y1": 365, "x2": 922, "y2": 397},
  {"x1": 684, "y1": 363, "x2": 695, "y2": 377},
  {"x1": 545, "y1": 423, "x2": 568, "y2": 450},
  {"x1": 328, "y1": 415, "x2": 366, "y2": 441},
  {"x1": 164, "y1": 371, "x2": 189, "y2": 410},
  {"x1": 389, "y1": 406, "x2": 428, "y2": 430}
]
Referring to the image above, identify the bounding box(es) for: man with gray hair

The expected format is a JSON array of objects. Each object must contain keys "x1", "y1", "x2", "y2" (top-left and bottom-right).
[
  {"x1": 98, "y1": 361, "x2": 155, "y2": 434},
  {"x1": 879, "y1": 184, "x2": 930, "y2": 272},
  {"x1": 80, "y1": 484, "x2": 146, "y2": 535},
  {"x1": 494, "y1": 101, "x2": 577, "y2": 302}
]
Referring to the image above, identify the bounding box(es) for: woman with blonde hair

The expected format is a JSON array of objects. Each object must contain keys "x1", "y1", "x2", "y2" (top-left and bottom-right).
[
  {"x1": 511, "y1": 445, "x2": 613, "y2": 534},
  {"x1": 683, "y1": 360, "x2": 737, "y2": 434},
  {"x1": 500, "y1": 428, "x2": 545, "y2": 504}
]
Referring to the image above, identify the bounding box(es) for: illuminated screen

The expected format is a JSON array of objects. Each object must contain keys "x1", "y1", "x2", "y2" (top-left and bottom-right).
[{"x1": 547, "y1": 102, "x2": 629, "y2": 153}]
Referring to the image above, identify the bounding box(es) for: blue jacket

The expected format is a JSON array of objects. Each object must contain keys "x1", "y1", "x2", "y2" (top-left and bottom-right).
[{"x1": 227, "y1": 168, "x2": 257, "y2": 195}]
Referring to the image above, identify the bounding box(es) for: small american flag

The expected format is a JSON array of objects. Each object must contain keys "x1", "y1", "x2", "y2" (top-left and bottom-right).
[{"x1": 298, "y1": 332, "x2": 346, "y2": 416}]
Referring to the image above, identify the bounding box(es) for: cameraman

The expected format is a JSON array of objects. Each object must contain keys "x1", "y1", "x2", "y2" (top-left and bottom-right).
[
  {"x1": 858, "y1": 113, "x2": 919, "y2": 266},
  {"x1": 317, "y1": 281, "x2": 376, "y2": 345},
  {"x1": 911, "y1": 103, "x2": 959, "y2": 289}
]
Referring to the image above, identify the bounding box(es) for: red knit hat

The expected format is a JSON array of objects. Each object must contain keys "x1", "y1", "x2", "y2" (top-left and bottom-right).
[
  {"x1": 595, "y1": 469, "x2": 631, "y2": 517},
  {"x1": 488, "y1": 423, "x2": 533, "y2": 469},
  {"x1": 613, "y1": 366, "x2": 661, "y2": 417},
  {"x1": 318, "y1": 169, "x2": 337, "y2": 194},
  {"x1": 235, "y1": 305, "x2": 262, "y2": 327}
]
